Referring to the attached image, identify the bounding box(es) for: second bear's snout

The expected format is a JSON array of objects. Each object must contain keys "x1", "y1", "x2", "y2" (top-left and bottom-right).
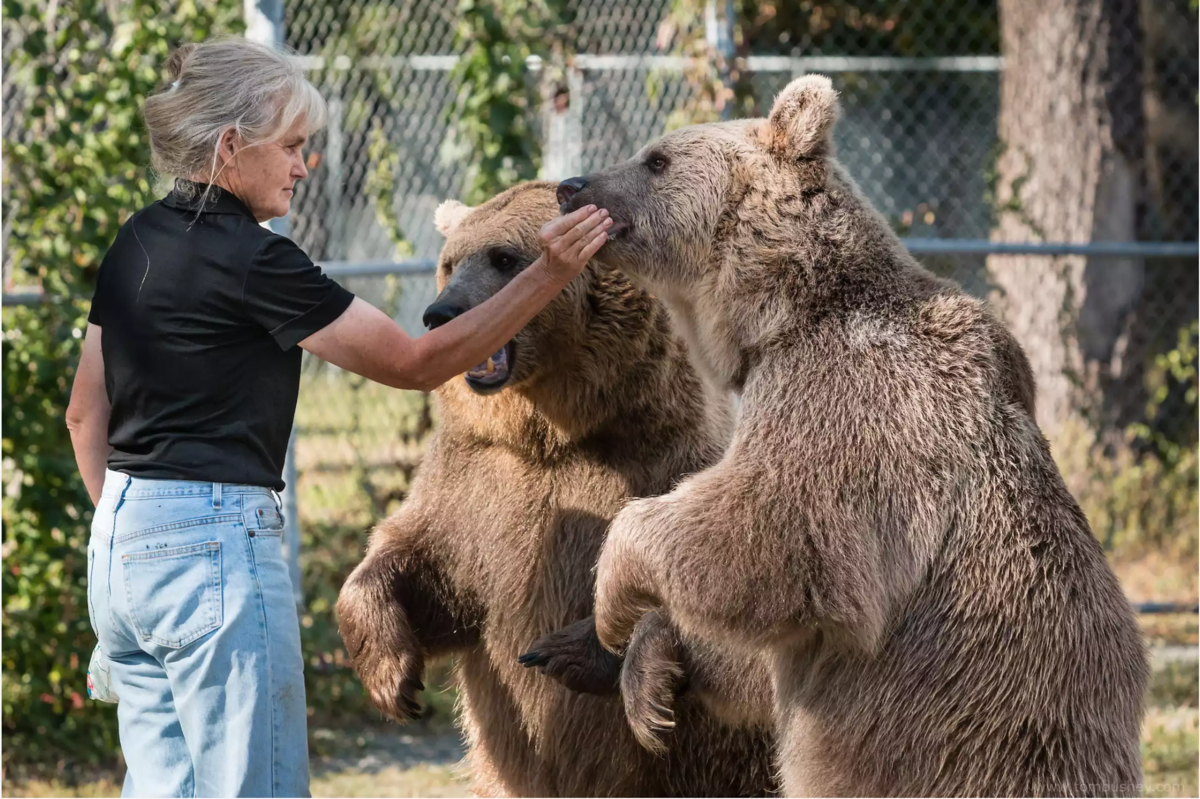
[{"x1": 557, "y1": 176, "x2": 589, "y2": 211}]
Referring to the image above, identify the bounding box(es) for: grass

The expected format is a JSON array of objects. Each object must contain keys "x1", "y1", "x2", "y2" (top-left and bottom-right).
[
  {"x1": 311, "y1": 762, "x2": 467, "y2": 798},
  {"x1": 2, "y1": 745, "x2": 471, "y2": 799},
  {"x1": 1142, "y1": 706, "x2": 1199, "y2": 797},
  {"x1": 6, "y1": 653, "x2": 1195, "y2": 798}
]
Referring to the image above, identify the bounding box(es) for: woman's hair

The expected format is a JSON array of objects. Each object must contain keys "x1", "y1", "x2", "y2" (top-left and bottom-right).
[{"x1": 142, "y1": 37, "x2": 327, "y2": 199}]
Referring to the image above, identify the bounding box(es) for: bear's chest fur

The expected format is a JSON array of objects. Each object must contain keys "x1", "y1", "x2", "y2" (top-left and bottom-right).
[{"x1": 429, "y1": 439, "x2": 656, "y2": 645}]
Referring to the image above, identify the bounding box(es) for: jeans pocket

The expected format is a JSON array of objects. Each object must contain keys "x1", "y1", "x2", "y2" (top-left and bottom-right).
[
  {"x1": 252, "y1": 506, "x2": 285, "y2": 538},
  {"x1": 123, "y1": 541, "x2": 223, "y2": 649}
]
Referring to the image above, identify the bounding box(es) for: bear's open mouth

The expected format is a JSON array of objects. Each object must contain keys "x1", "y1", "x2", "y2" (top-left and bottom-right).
[{"x1": 465, "y1": 340, "x2": 516, "y2": 394}]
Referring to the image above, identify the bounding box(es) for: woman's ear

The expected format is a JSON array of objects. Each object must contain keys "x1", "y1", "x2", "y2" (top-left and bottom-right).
[{"x1": 217, "y1": 128, "x2": 240, "y2": 167}]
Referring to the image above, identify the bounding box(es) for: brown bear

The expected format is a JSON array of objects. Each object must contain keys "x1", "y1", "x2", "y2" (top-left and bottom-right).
[
  {"x1": 555, "y1": 75, "x2": 1149, "y2": 797},
  {"x1": 334, "y1": 182, "x2": 778, "y2": 797}
]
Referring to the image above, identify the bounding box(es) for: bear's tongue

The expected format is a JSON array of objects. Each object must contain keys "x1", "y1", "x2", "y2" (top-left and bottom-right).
[{"x1": 467, "y1": 346, "x2": 508, "y2": 380}]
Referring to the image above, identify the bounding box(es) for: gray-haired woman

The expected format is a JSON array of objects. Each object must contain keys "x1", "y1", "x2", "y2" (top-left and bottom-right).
[{"x1": 65, "y1": 37, "x2": 609, "y2": 798}]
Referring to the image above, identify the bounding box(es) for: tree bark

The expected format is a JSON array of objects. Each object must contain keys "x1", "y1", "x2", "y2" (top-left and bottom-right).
[{"x1": 989, "y1": 0, "x2": 1147, "y2": 443}]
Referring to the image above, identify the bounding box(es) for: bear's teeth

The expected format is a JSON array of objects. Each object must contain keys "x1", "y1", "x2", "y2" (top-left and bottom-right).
[{"x1": 486, "y1": 357, "x2": 496, "y2": 375}]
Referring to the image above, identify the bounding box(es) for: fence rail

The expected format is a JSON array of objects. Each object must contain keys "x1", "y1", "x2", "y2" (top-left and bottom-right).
[
  {"x1": 4, "y1": 0, "x2": 1194, "y2": 622},
  {"x1": 6, "y1": 240, "x2": 1196, "y2": 306}
]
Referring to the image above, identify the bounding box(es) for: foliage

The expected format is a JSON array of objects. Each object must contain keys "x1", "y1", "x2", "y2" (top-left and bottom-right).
[
  {"x1": 735, "y1": 0, "x2": 999, "y2": 56},
  {"x1": 364, "y1": 124, "x2": 416, "y2": 260},
  {"x1": 652, "y1": 0, "x2": 1000, "y2": 129},
  {"x1": 444, "y1": 0, "x2": 572, "y2": 205},
  {"x1": 1132, "y1": 321, "x2": 1200, "y2": 468},
  {"x1": 1055, "y1": 322, "x2": 1200, "y2": 563},
  {"x1": 1, "y1": 0, "x2": 241, "y2": 768}
]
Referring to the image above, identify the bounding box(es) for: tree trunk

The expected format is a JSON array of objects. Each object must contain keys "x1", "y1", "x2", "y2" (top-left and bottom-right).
[{"x1": 989, "y1": 0, "x2": 1146, "y2": 444}]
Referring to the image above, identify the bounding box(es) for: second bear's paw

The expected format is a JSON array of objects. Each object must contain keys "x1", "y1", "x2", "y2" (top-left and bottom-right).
[{"x1": 519, "y1": 616, "x2": 621, "y2": 695}]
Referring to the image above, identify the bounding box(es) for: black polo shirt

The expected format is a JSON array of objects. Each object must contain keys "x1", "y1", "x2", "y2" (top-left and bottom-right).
[{"x1": 87, "y1": 181, "x2": 354, "y2": 491}]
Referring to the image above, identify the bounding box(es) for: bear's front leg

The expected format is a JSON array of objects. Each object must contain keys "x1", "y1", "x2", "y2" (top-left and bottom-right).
[
  {"x1": 619, "y1": 611, "x2": 686, "y2": 755},
  {"x1": 520, "y1": 610, "x2": 687, "y2": 755},
  {"x1": 595, "y1": 456, "x2": 879, "y2": 656},
  {"x1": 337, "y1": 519, "x2": 480, "y2": 723},
  {"x1": 593, "y1": 496, "x2": 670, "y2": 653},
  {"x1": 337, "y1": 554, "x2": 428, "y2": 722}
]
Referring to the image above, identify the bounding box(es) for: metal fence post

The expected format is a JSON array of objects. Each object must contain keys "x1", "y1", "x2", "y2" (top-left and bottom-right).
[
  {"x1": 246, "y1": 0, "x2": 303, "y2": 608},
  {"x1": 244, "y1": 0, "x2": 284, "y2": 48},
  {"x1": 706, "y1": 0, "x2": 736, "y2": 120},
  {"x1": 326, "y1": 95, "x2": 346, "y2": 258},
  {"x1": 541, "y1": 65, "x2": 584, "y2": 182},
  {"x1": 282, "y1": 426, "x2": 303, "y2": 607}
]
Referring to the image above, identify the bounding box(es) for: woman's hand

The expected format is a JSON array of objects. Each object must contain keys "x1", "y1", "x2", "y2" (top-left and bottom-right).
[{"x1": 533, "y1": 205, "x2": 611, "y2": 283}]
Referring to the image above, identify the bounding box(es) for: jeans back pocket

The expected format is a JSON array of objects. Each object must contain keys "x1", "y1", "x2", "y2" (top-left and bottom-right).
[{"x1": 123, "y1": 541, "x2": 223, "y2": 649}]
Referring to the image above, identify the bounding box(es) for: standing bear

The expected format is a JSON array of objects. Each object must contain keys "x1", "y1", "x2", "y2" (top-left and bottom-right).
[
  {"x1": 334, "y1": 182, "x2": 777, "y2": 797},
  {"x1": 556, "y1": 76, "x2": 1148, "y2": 797}
]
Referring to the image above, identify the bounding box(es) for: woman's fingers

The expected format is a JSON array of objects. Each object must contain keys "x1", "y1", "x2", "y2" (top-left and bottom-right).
[
  {"x1": 537, "y1": 206, "x2": 613, "y2": 279},
  {"x1": 577, "y1": 229, "x2": 609, "y2": 262},
  {"x1": 563, "y1": 215, "x2": 611, "y2": 259},
  {"x1": 539, "y1": 204, "x2": 598, "y2": 245},
  {"x1": 544, "y1": 210, "x2": 608, "y2": 259},
  {"x1": 554, "y1": 208, "x2": 609, "y2": 251}
]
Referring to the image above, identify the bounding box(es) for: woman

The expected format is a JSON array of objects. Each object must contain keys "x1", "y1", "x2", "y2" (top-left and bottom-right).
[{"x1": 65, "y1": 38, "x2": 609, "y2": 798}]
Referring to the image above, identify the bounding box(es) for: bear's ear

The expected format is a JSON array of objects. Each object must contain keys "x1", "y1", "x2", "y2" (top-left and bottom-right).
[
  {"x1": 434, "y1": 199, "x2": 472, "y2": 237},
  {"x1": 765, "y1": 74, "x2": 840, "y2": 159}
]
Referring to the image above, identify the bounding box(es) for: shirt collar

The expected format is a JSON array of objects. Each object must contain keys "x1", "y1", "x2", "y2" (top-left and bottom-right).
[{"x1": 162, "y1": 180, "x2": 258, "y2": 220}]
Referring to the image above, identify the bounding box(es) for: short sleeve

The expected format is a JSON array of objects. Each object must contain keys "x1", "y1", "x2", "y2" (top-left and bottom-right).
[
  {"x1": 242, "y1": 234, "x2": 355, "y2": 350},
  {"x1": 87, "y1": 248, "x2": 112, "y2": 326}
]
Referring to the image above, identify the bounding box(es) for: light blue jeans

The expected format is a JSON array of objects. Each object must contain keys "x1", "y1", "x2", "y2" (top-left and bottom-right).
[{"x1": 88, "y1": 469, "x2": 310, "y2": 798}]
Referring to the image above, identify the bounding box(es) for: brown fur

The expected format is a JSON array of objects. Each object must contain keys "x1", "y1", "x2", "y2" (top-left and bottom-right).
[
  {"x1": 523, "y1": 606, "x2": 777, "y2": 754},
  {"x1": 335, "y1": 182, "x2": 777, "y2": 797},
  {"x1": 561, "y1": 75, "x2": 1149, "y2": 797}
]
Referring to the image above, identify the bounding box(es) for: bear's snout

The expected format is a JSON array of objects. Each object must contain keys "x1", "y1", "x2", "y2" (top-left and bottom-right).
[
  {"x1": 423, "y1": 301, "x2": 466, "y2": 330},
  {"x1": 557, "y1": 176, "x2": 589, "y2": 211}
]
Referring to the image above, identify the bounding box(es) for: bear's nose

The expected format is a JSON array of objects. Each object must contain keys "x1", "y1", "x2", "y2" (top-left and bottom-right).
[
  {"x1": 556, "y1": 176, "x2": 589, "y2": 208},
  {"x1": 422, "y1": 301, "x2": 466, "y2": 330}
]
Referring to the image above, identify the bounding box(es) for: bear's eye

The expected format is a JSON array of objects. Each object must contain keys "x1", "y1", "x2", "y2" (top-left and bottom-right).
[
  {"x1": 490, "y1": 249, "x2": 521, "y2": 272},
  {"x1": 646, "y1": 154, "x2": 669, "y2": 174}
]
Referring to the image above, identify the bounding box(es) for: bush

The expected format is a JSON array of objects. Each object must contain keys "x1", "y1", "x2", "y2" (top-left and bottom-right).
[{"x1": 1056, "y1": 322, "x2": 1200, "y2": 565}]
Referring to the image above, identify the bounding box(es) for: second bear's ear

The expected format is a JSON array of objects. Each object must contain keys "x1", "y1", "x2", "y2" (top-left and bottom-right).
[
  {"x1": 434, "y1": 199, "x2": 472, "y2": 237},
  {"x1": 765, "y1": 74, "x2": 840, "y2": 159}
]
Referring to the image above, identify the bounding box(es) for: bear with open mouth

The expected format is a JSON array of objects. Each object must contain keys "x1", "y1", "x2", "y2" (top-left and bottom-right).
[{"x1": 335, "y1": 181, "x2": 777, "y2": 797}]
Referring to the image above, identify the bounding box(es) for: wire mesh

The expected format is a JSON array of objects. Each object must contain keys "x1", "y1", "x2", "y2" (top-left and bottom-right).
[{"x1": 1, "y1": 0, "x2": 1195, "y2": 553}]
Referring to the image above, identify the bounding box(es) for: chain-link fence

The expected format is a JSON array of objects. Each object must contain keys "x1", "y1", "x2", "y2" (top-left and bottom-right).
[
  {"x1": 272, "y1": 0, "x2": 1197, "y2": 580},
  {"x1": 2, "y1": 0, "x2": 1196, "y2": 594}
]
